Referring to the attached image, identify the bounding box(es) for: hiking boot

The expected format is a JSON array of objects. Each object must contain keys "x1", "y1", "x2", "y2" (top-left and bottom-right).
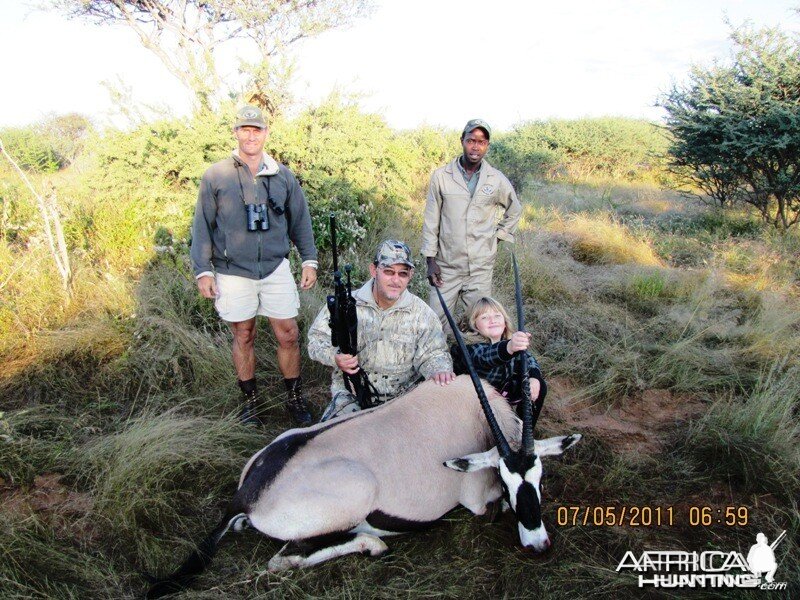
[
  {"x1": 239, "y1": 391, "x2": 265, "y2": 426},
  {"x1": 286, "y1": 387, "x2": 313, "y2": 426}
]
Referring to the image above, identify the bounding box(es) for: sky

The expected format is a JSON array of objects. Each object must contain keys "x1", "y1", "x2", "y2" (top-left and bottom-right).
[{"x1": 1, "y1": 0, "x2": 798, "y2": 131}]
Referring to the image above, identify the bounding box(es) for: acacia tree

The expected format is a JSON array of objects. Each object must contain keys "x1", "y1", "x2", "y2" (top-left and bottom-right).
[
  {"x1": 54, "y1": 0, "x2": 372, "y2": 113},
  {"x1": 660, "y1": 25, "x2": 800, "y2": 229}
]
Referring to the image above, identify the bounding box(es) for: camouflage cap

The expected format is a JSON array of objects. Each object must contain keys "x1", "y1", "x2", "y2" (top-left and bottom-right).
[
  {"x1": 462, "y1": 118, "x2": 491, "y2": 140},
  {"x1": 374, "y1": 240, "x2": 415, "y2": 269},
  {"x1": 234, "y1": 105, "x2": 267, "y2": 129}
]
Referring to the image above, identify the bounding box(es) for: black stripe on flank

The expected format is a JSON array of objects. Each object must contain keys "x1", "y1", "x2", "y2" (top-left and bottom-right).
[
  {"x1": 235, "y1": 423, "x2": 336, "y2": 508},
  {"x1": 366, "y1": 510, "x2": 439, "y2": 533},
  {"x1": 514, "y1": 481, "x2": 542, "y2": 530}
]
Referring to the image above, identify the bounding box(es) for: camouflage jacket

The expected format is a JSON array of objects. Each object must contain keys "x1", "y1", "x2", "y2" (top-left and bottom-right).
[{"x1": 307, "y1": 279, "x2": 453, "y2": 399}]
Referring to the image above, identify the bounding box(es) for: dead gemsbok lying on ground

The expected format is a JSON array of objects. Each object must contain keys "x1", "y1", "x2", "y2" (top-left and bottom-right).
[{"x1": 146, "y1": 374, "x2": 581, "y2": 598}]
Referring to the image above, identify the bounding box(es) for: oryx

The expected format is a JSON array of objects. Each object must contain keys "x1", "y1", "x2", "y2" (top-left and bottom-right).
[{"x1": 145, "y1": 373, "x2": 581, "y2": 598}]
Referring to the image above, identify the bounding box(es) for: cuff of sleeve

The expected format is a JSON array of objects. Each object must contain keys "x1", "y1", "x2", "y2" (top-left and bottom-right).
[
  {"x1": 496, "y1": 230, "x2": 515, "y2": 243},
  {"x1": 497, "y1": 340, "x2": 514, "y2": 361},
  {"x1": 302, "y1": 260, "x2": 319, "y2": 269},
  {"x1": 196, "y1": 271, "x2": 214, "y2": 280},
  {"x1": 420, "y1": 355, "x2": 454, "y2": 379}
]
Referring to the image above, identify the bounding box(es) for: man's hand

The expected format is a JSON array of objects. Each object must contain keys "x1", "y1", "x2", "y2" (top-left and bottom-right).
[
  {"x1": 197, "y1": 275, "x2": 217, "y2": 299},
  {"x1": 426, "y1": 257, "x2": 443, "y2": 287},
  {"x1": 300, "y1": 266, "x2": 317, "y2": 290},
  {"x1": 507, "y1": 331, "x2": 531, "y2": 354},
  {"x1": 334, "y1": 353, "x2": 360, "y2": 375},
  {"x1": 430, "y1": 371, "x2": 456, "y2": 386}
]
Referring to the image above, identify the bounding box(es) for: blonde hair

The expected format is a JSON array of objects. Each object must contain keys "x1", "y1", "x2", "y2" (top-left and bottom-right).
[{"x1": 466, "y1": 297, "x2": 515, "y2": 342}]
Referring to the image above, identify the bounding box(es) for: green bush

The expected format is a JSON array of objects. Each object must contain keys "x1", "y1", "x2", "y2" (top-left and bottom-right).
[
  {"x1": 0, "y1": 127, "x2": 61, "y2": 173},
  {"x1": 0, "y1": 114, "x2": 92, "y2": 174},
  {"x1": 492, "y1": 118, "x2": 670, "y2": 192}
]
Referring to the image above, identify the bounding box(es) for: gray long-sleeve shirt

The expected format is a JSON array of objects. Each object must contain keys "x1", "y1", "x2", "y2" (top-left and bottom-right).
[{"x1": 191, "y1": 152, "x2": 317, "y2": 280}]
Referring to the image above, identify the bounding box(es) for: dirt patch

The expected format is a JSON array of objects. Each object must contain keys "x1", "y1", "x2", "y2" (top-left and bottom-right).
[
  {"x1": 542, "y1": 377, "x2": 706, "y2": 454},
  {"x1": 1, "y1": 473, "x2": 98, "y2": 543}
]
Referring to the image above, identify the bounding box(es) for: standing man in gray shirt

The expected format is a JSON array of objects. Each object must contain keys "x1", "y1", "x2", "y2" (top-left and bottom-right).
[
  {"x1": 191, "y1": 105, "x2": 318, "y2": 426},
  {"x1": 422, "y1": 119, "x2": 522, "y2": 333}
]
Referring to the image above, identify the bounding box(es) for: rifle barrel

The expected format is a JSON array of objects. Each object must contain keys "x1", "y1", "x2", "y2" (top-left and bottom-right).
[{"x1": 329, "y1": 212, "x2": 339, "y2": 274}]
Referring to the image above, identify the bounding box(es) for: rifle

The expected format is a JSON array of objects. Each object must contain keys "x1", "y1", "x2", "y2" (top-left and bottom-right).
[{"x1": 326, "y1": 213, "x2": 377, "y2": 409}]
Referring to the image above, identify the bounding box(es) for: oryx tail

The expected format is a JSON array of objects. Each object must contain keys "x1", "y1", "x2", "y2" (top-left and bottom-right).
[{"x1": 145, "y1": 510, "x2": 247, "y2": 599}]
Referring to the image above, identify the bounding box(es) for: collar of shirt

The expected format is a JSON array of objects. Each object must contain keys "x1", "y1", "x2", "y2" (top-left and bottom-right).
[
  {"x1": 231, "y1": 150, "x2": 280, "y2": 176},
  {"x1": 457, "y1": 156, "x2": 482, "y2": 194}
]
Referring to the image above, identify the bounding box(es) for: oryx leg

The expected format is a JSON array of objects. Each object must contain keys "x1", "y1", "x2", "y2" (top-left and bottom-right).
[{"x1": 268, "y1": 532, "x2": 388, "y2": 571}]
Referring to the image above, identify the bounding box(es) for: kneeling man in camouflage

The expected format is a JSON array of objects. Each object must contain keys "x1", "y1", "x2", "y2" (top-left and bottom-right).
[{"x1": 308, "y1": 240, "x2": 455, "y2": 421}]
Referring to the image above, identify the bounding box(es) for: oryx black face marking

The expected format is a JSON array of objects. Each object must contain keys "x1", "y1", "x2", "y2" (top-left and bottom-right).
[
  {"x1": 514, "y1": 481, "x2": 542, "y2": 530},
  {"x1": 498, "y1": 454, "x2": 541, "y2": 527}
]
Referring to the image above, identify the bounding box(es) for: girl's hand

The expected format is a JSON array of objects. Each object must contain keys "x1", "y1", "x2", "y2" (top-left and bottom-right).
[{"x1": 507, "y1": 331, "x2": 531, "y2": 354}]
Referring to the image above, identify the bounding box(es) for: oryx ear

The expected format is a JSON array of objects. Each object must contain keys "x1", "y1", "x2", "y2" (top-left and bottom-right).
[
  {"x1": 444, "y1": 447, "x2": 500, "y2": 472},
  {"x1": 534, "y1": 434, "x2": 582, "y2": 457}
]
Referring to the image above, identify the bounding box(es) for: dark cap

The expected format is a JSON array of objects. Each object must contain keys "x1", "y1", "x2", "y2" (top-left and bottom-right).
[
  {"x1": 462, "y1": 118, "x2": 491, "y2": 140},
  {"x1": 374, "y1": 239, "x2": 414, "y2": 269},
  {"x1": 234, "y1": 105, "x2": 267, "y2": 129}
]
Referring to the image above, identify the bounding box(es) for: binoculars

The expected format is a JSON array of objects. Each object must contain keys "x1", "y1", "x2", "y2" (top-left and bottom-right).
[{"x1": 246, "y1": 203, "x2": 269, "y2": 231}]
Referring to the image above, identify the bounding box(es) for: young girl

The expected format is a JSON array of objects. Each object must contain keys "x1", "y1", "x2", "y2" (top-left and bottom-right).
[{"x1": 450, "y1": 297, "x2": 547, "y2": 411}]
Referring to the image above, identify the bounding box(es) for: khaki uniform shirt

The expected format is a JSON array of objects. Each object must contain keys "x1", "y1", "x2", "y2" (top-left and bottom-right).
[
  {"x1": 421, "y1": 157, "x2": 522, "y2": 273},
  {"x1": 307, "y1": 279, "x2": 453, "y2": 399}
]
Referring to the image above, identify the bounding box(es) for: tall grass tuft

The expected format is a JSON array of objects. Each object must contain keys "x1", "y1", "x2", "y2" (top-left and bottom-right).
[
  {"x1": 682, "y1": 359, "x2": 800, "y2": 501},
  {"x1": 0, "y1": 512, "x2": 121, "y2": 599},
  {"x1": 72, "y1": 408, "x2": 266, "y2": 571},
  {"x1": 0, "y1": 407, "x2": 79, "y2": 486},
  {"x1": 554, "y1": 214, "x2": 662, "y2": 266}
]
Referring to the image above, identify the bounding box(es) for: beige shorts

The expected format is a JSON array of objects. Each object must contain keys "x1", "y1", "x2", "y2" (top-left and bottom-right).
[{"x1": 214, "y1": 259, "x2": 300, "y2": 322}]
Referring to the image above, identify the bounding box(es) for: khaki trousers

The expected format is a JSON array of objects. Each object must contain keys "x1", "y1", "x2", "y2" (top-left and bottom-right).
[{"x1": 428, "y1": 264, "x2": 493, "y2": 335}]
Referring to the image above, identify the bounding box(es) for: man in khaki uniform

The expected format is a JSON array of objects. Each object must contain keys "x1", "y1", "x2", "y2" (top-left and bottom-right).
[
  {"x1": 308, "y1": 240, "x2": 454, "y2": 421},
  {"x1": 422, "y1": 119, "x2": 522, "y2": 331}
]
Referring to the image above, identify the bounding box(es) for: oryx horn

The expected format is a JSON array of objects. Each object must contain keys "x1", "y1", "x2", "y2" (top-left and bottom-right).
[
  {"x1": 512, "y1": 251, "x2": 536, "y2": 455},
  {"x1": 434, "y1": 286, "x2": 511, "y2": 457}
]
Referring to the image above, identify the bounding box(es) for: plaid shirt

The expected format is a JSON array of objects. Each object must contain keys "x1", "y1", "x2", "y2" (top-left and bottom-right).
[{"x1": 450, "y1": 340, "x2": 543, "y2": 399}]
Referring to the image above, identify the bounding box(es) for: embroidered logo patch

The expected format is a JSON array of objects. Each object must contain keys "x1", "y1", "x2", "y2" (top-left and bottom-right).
[{"x1": 480, "y1": 184, "x2": 494, "y2": 195}]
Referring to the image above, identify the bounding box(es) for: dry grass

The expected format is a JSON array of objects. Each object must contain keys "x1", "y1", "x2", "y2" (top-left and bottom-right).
[
  {"x1": 3, "y1": 181, "x2": 800, "y2": 598},
  {"x1": 549, "y1": 213, "x2": 662, "y2": 267}
]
